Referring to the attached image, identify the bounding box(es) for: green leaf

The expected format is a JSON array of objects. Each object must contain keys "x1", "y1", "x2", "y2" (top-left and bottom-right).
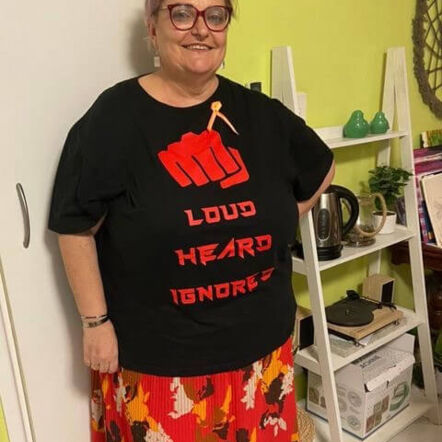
[{"x1": 367, "y1": 166, "x2": 413, "y2": 210}]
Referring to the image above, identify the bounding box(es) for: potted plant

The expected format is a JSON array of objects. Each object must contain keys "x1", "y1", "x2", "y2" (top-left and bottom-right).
[{"x1": 368, "y1": 165, "x2": 413, "y2": 234}]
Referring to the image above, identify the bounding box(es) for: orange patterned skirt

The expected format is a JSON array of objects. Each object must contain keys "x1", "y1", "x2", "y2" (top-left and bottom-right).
[{"x1": 90, "y1": 335, "x2": 299, "y2": 441}]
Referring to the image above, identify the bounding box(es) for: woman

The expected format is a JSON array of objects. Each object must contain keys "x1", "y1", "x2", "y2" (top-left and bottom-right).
[{"x1": 48, "y1": 0, "x2": 335, "y2": 440}]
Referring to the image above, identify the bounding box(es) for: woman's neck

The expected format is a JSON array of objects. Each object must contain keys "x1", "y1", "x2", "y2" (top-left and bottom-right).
[{"x1": 142, "y1": 69, "x2": 219, "y2": 107}]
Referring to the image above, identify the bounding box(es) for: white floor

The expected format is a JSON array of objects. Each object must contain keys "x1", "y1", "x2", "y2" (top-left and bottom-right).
[
  {"x1": 389, "y1": 393, "x2": 441, "y2": 442},
  {"x1": 389, "y1": 415, "x2": 440, "y2": 442}
]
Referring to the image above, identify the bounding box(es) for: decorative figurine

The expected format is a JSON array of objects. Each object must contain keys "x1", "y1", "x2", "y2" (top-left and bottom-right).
[
  {"x1": 370, "y1": 111, "x2": 390, "y2": 134},
  {"x1": 343, "y1": 110, "x2": 370, "y2": 138}
]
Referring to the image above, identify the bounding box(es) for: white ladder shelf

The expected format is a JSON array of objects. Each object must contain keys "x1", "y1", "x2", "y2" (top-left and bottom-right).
[{"x1": 272, "y1": 46, "x2": 440, "y2": 441}]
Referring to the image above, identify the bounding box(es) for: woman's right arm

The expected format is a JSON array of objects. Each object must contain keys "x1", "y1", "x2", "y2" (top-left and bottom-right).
[{"x1": 57, "y1": 216, "x2": 119, "y2": 373}]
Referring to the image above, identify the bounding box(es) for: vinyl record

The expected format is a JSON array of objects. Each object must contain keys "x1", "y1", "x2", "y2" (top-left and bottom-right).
[{"x1": 326, "y1": 302, "x2": 374, "y2": 326}]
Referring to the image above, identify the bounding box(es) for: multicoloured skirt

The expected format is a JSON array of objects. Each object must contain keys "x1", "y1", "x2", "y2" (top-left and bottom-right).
[{"x1": 90, "y1": 335, "x2": 299, "y2": 441}]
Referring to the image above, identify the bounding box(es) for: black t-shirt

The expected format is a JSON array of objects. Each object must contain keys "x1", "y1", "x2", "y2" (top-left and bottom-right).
[{"x1": 48, "y1": 75, "x2": 333, "y2": 376}]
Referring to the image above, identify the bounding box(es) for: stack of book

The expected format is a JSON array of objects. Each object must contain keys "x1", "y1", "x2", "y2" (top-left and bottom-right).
[{"x1": 413, "y1": 134, "x2": 442, "y2": 247}]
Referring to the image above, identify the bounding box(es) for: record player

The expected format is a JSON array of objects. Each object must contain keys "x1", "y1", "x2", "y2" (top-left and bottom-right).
[{"x1": 325, "y1": 290, "x2": 403, "y2": 344}]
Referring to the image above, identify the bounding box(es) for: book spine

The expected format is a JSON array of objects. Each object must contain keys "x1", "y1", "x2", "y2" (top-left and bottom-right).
[
  {"x1": 414, "y1": 159, "x2": 442, "y2": 174},
  {"x1": 422, "y1": 202, "x2": 435, "y2": 242},
  {"x1": 416, "y1": 177, "x2": 429, "y2": 242}
]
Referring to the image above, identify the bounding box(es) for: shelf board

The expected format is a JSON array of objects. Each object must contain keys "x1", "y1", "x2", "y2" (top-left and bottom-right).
[
  {"x1": 295, "y1": 306, "x2": 423, "y2": 374},
  {"x1": 314, "y1": 126, "x2": 409, "y2": 149},
  {"x1": 292, "y1": 225, "x2": 415, "y2": 275},
  {"x1": 297, "y1": 388, "x2": 434, "y2": 442}
]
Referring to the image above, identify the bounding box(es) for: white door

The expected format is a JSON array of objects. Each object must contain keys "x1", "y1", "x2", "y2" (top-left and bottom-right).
[
  {"x1": 0, "y1": 266, "x2": 31, "y2": 442},
  {"x1": 0, "y1": 1, "x2": 151, "y2": 440}
]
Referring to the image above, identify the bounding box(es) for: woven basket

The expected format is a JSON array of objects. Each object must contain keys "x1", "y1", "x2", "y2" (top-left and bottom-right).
[{"x1": 298, "y1": 407, "x2": 315, "y2": 442}]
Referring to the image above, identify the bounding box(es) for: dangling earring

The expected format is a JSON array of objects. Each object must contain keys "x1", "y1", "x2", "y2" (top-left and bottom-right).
[
  {"x1": 152, "y1": 43, "x2": 160, "y2": 69},
  {"x1": 143, "y1": 35, "x2": 161, "y2": 69}
]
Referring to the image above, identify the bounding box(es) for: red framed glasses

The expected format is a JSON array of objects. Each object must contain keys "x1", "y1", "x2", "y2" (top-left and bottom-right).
[{"x1": 160, "y1": 4, "x2": 232, "y2": 32}]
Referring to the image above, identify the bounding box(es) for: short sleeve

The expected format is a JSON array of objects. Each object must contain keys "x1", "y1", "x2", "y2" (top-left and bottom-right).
[
  {"x1": 48, "y1": 92, "x2": 127, "y2": 234},
  {"x1": 277, "y1": 102, "x2": 334, "y2": 201}
]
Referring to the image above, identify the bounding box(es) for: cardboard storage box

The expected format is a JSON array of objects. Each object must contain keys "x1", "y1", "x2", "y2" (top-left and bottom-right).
[{"x1": 307, "y1": 333, "x2": 415, "y2": 439}]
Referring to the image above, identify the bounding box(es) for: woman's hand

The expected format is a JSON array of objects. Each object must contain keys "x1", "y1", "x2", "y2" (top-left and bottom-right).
[
  {"x1": 83, "y1": 320, "x2": 119, "y2": 373},
  {"x1": 297, "y1": 161, "x2": 336, "y2": 217}
]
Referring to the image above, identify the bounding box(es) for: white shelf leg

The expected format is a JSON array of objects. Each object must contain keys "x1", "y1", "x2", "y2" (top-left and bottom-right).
[
  {"x1": 377, "y1": 50, "x2": 396, "y2": 167},
  {"x1": 392, "y1": 46, "x2": 440, "y2": 424},
  {"x1": 367, "y1": 251, "x2": 382, "y2": 276},
  {"x1": 271, "y1": 46, "x2": 301, "y2": 116},
  {"x1": 408, "y1": 236, "x2": 441, "y2": 424},
  {"x1": 299, "y1": 212, "x2": 344, "y2": 442}
]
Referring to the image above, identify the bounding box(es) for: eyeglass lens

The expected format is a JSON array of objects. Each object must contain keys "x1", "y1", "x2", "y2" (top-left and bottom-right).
[{"x1": 170, "y1": 5, "x2": 230, "y2": 31}]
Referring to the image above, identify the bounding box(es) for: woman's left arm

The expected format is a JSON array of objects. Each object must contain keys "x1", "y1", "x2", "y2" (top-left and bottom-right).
[{"x1": 297, "y1": 161, "x2": 335, "y2": 218}]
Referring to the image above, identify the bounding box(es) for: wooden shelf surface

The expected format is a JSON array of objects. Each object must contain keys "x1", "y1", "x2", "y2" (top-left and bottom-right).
[
  {"x1": 314, "y1": 126, "x2": 409, "y2": 149},
  {"x1": 294, "y1": 306, "x2": 423, "y2": 374},
  {"x1": 292, "y1": 225, "x2": 415, "y2": 275}
]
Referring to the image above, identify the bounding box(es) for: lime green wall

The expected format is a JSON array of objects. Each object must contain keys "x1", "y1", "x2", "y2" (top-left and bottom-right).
[
  {"x1": 0, "y1": 398, "x2": 9, "y2": 442},
  {"x1": 223, "y1": 0, "x2": 440, "y2": 311},
  {"x1": 224, "y1": 0, "x2": 440, "y2": 137}
]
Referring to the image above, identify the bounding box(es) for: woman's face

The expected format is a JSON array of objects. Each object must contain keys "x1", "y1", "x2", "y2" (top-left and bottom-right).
[{"x1": 149, "y1": 0, "x2": 229, "y2": 79}]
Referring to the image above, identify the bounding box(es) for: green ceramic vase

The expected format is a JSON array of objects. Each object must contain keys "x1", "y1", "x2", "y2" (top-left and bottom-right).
[
  {"x1": 370, "y1": 111, "x2": 390, "y2": 134},
  {"x1": 343, "y1": 110, "x2": 370, "y2": 138}
]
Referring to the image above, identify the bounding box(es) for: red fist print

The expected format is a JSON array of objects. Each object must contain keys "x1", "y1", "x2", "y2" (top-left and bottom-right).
[{"x1": 158, "y1": 130, "x2": 249, "y2": 189}]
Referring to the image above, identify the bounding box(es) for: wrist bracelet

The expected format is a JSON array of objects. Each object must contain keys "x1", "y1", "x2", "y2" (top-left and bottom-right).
[
  {"x1": 80, "y1": 313, "x2": 107, "y2": 321},
  {"x1": 82, "y1": 317, "x2": 109, "y2": 328}
]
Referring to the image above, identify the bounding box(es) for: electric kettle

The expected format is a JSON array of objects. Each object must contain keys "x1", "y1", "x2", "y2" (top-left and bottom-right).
[{"x1": 313, "y1": 185, "x2": 359, "y2": 260}]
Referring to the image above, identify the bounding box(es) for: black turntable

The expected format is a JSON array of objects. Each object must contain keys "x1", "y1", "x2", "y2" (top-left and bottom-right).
[
  {"x1": 325, "y1": 290, "x2": 401, "y2": 343},
  {"x1": 325, "y1": 290, "x2": 380, "y2": 326}
]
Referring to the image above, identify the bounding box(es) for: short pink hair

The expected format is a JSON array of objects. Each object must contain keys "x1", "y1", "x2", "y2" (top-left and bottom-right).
[
  {"x1": 144, "y1": 0, "x2": 162, "y2": 23},
  {"x1": 144, "y1": 0, "x2": 236, "y2": 25}
]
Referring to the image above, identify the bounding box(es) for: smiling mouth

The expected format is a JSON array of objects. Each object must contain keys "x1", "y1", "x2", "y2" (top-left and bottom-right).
[{"x1": 182, "y1": 44, "x2": 213, "y2": 51}]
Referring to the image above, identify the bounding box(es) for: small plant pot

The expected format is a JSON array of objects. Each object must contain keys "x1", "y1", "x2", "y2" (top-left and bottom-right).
[{"x1": 373, "y1": 210, "x2": 397, "y2": 234}]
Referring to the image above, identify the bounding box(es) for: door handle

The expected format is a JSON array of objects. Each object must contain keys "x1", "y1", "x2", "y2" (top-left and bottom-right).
[{"x1": 16, "y1": 183, "x2": 30, "y2": 248}]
